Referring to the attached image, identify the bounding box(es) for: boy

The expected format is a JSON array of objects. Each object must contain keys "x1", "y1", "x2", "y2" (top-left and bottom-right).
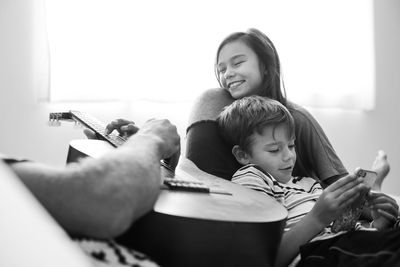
[{"x1": 217, "y1": 95, "x2": 400, "y2": 267}]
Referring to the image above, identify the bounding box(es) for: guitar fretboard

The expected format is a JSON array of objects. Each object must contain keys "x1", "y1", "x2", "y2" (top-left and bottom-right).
[
  {"x1": 69, "y1": 111, "x2": 127, "y2": 148},
  {"x1": 50, "y1": 110, "x2": 175, "y2": 175}
]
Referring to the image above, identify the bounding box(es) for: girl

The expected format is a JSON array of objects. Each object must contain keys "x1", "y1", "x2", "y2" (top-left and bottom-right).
[
  {"x1": 185, "y1": 28, "x2": 347, "y2": 186},
  {"x1": 105, "y1": 28, "x2": 348, "y2": 186}
]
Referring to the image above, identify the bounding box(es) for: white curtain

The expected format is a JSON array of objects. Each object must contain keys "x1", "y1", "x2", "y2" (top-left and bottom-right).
[{"x1": 43, "y1": 0, "x2": 375, "y2": 110}]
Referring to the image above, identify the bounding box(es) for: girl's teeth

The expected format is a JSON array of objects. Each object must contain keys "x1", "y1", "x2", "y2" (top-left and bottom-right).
[{"x1": 230, "y1": 81, "x2": 242, "y2": 88}]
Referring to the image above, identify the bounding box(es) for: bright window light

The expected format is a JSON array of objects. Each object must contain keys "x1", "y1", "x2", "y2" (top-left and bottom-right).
[{"x1": 44, "y1": 0, "x2": 375, "y2": 109}]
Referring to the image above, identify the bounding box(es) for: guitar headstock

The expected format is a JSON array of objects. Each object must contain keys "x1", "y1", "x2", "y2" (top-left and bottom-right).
[
  {"x1": 48, "y1": 110, "x2": 126, "y2": 148},
  {"x1": 48, "y1": 110, "x2": 176, "y2": 175},
  {"x1": 49, "y1": 112, "x2": 74, "y2": 126}
]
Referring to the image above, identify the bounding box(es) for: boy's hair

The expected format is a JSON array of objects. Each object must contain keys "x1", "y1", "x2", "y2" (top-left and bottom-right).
[
  {"x1": 215, "y1": 28, "x2": 287, "y2": 106},
  {"x1": 217, "y1": 95, "x2": 295, "y2": 154}
]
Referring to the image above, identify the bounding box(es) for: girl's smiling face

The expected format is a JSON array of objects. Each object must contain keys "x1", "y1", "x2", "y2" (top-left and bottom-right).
[{"x1": 217, "y1": 40, "x2": 266, "y2": 99}]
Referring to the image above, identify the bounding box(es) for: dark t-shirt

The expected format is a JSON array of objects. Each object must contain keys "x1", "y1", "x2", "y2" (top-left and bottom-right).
[
  {"x1": 186, "y1": 120, "x2": 240, "y2": 180},
  {"x1": 185, "y1": 102, "x2": 348, "y2": 182}
]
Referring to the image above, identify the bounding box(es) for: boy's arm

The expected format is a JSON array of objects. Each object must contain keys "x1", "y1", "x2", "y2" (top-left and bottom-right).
[
  {"x1": 275, "y1": 212, "x2": 325, "y2": 267},
  {"x1": 274, "y1": 174, "x2": 368, "y2": 267}
]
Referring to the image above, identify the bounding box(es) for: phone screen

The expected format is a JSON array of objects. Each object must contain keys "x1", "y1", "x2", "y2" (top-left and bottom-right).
[
  {"x1": 331, "y1": 169, "x2": 377, "y2": 233},
  {"x1": 357, "y1": 169, "x2": 377, "y2": 188}
]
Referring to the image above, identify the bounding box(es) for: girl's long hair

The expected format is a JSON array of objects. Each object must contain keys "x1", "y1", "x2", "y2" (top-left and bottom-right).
[{"x1": 215, "y1": 28, "x2": 287, "y2": 106}]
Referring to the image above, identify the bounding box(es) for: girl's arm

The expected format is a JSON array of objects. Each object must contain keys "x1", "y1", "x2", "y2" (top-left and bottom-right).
[
  {"x1": 187, "y1": 88, "x2": 234, "y2": 124},
  {"x1": 185, "y1": 88, "x2": 238, "y2": 179},
  {"x1": 287, "y1": 101, "x2": 348, "y2": 185}
]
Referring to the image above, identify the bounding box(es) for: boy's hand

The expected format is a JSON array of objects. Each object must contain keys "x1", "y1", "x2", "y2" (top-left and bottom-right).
[
  {"x1": 367, "y1": 191, "x2": 399, "y2": 230},
  {"x1": 310, "y1": 173, "x2": 368, "y2": 227}
]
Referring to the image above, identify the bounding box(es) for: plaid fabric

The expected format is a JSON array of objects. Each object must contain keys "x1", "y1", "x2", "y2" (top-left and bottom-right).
[{"x1": 74, "y1": 238, "x2": 160, "y2": 267}]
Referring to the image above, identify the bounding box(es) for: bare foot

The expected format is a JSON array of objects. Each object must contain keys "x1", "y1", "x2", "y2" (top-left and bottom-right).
[{"x1": 371, "y1": 150, "x2": 390, "y2": 191}]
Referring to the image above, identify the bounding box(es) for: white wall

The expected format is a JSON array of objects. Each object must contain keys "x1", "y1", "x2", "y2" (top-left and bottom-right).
[
  {"x1": 308, "y1": 0, "x2": 400, "y2": 195},
  {"x1": 0, "y1": 1, "x2": 132, "y2": 165},
  {"x1": 1, "y1": 0, "x2": 399, "y2": 195}
]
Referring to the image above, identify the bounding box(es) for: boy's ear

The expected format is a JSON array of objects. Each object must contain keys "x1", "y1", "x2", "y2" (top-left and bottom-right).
[{"x1": 232, "y1": 145, "x2": 251, "y2": 165}]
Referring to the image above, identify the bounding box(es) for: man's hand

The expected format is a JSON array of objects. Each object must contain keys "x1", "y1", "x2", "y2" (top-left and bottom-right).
[
  {"x1": 82, "y1": 119, "x2": 138, "y2": 140},
  {"x1": 84, "y1": 117, "x2": 181, "y2": 169},
  {"x1": 83, "y1": 128, "x2": 100, "y2": 140},
  {"x1": 134, "y1": 119, "x2": 180, "y2": 161},
  {"x1": 105, "y1": 119, "x2": 139, "y2": 137}
]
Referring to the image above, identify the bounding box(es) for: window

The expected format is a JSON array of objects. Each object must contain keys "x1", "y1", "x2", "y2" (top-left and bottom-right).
[{"x1": 43, "y1": 0, "x2": 375, "y2": 109}]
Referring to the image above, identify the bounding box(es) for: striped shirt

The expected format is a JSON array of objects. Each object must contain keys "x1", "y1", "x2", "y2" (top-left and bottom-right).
[
  {"x1": 232, "y1": 164, "x2": 371, "y2": 239},
  {"x1": 232, "y1": 164, "x2": 379, "y2": 266},
  {"x1": 232, "y1": 164, "x2": 323, "y2": 232}
]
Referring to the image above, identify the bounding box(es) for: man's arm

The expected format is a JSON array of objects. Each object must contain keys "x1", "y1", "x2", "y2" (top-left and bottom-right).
[{"x1": 10, "y1": 119, "x2": 180, "y2": 239}]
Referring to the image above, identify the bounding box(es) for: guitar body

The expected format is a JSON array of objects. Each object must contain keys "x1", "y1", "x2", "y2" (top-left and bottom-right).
[
  {"x1": 119, "y1": 158, "x2": 287, "y2": 267},
  {"x1": 55, "y1": 112, "x2": 288, "y2": 267},
  {"x1": 119, "y1": 207, "x2": 284, "y2": 267},
  {"x1": 66, "y1": 139, "x2": 114, "y2": 163},
  {"x1": 67, "y1": 140, "x2": 287, "y2": 267}
]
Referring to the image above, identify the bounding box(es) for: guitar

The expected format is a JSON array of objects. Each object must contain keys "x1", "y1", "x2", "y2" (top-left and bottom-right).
[
  {"x1": 49, "y1": 111, "x2": 176, "y2": 173},
  {"x1": 49, "y1": 111, "x2": 288, "y2": 267}
]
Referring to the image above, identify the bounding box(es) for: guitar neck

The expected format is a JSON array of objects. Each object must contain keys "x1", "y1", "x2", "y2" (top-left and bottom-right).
[
  {"x1": 49, "y1": 110, "x2": 175, "y2": 174},
  {"x1": 69, "y1": 111, "x2": 127, "y2": 148}
]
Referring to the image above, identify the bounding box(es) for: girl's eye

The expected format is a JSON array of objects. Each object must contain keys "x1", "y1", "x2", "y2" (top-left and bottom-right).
[
  {"x1": 218, "y1": 68, "x2": 226, "y2": 74},
  {"x1": 234, "y1": 61, "x2": 244, "y2": 66},
  {"x1": 268, "y1": 149, "x2": 279, "y2": 153},
  {"x1": 289, "y1": 144, "x2": 296, "y2": 149}
]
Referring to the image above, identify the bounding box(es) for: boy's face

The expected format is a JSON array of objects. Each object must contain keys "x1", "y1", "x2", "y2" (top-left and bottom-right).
[
  {"x1": 217, "y1": 40, "x2": 265, "y2": 99},
  {"x1": 247, "y1": 124, "x2": 296, "y2": 184}
]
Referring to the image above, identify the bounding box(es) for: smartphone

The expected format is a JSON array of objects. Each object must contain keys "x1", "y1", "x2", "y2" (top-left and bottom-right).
[
  {"x1": 356, "y1": 168, "x2": 377, "y2": 188},
  {"x1": 331, "y1": 168, "x2": 377, "y2": 233}
]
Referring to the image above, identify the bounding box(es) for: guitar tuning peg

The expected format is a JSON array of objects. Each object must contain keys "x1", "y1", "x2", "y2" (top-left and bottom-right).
[
  {"x1": 73, "y1": 122, "x2": 83, "y2": 129},
  {"x1": 48, "y1": 120, "x2": 61, "y2": 127}
]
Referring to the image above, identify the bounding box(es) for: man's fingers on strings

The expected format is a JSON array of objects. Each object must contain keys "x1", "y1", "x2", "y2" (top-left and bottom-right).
[
  {"x1": 115, "y1": 118, "x2": 134, "y2": 125},
  {"x1": 121, "y1": 124, "x2": 139, "y2": 135},
  {"x1": 105, "y1": 120, "x2": 118, "y2": 135},
  {"x1": 105, "y1": 119, "x2": 134, "y2": 135},
  {"x1": 83, "y1": 128, "x2": 97, "y2": 139}
]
